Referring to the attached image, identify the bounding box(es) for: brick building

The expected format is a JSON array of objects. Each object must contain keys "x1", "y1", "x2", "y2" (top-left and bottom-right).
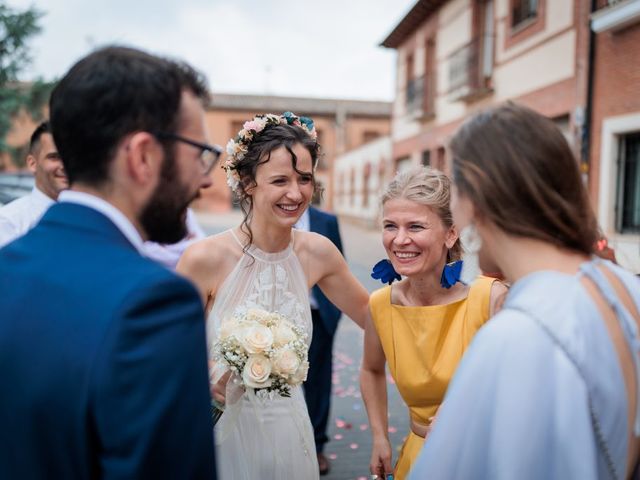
[
  {"x1": 379, "y1": 0, "x2": 592, "y2": 174},
  {"x1": 590, "y1": 0, "x2": 640, "y2": 271}
]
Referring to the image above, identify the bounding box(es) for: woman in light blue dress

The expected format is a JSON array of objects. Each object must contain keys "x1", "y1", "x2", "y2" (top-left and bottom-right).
[{"x1": 410, "y1": 103, "x2": 640, "y2": 479}]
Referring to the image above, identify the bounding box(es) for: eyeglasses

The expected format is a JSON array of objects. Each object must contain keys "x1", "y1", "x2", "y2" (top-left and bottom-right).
[{"x1": 154, "y1": 131, "x2": 222, "y2": 175}]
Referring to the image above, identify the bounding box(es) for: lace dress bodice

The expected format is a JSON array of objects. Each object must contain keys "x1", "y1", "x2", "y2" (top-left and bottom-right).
[{"x1": 206, "y1": 229, "x2": 312, "y2": 361}]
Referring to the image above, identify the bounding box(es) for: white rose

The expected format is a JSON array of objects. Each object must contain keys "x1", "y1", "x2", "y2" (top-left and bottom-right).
[
  {"x1": 219, "y1": 319, "x2": 240, "y2": 339},
  {"x1": 272, "y1": 348, "x2": 301, "y2": 376},
  {"x1": 272, "y1": 321, "x2": 297, "y2": 346},
  {"x1": 291, "y1": 361, "x2": 309, "y2": 384},
  {"x1": 241, "y1": 324, "x2": 274, "y2": 354},
  {"x1": 242, "y1": 355, "x2": 272, "y2": 388}
]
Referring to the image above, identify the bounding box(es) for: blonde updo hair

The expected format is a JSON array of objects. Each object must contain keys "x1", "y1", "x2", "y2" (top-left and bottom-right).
[{"x1": 381, "y1": 167, "x2": 463, "y2": 261}]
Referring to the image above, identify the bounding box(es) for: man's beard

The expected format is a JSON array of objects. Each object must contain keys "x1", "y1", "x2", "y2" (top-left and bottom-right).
[{"x1": 139, "y1": 149, "x2": 195, "y2": 244}]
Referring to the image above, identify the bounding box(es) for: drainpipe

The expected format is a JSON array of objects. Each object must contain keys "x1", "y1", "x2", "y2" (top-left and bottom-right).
[{"x1": 582, "y1": 0, "x2": 598, "y2": 182}]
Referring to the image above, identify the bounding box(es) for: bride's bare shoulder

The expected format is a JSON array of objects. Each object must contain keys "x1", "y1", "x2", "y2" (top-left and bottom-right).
[
  {"x1": 294, "y1": 230, "x2": 337, "y2": 259},
  {"x1": 179, "y1": 230, "x2": 242, "y2": 274}
]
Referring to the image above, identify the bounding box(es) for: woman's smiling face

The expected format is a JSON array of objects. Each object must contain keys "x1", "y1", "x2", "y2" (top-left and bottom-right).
[
  {"x1": 249, "y1": 143, "x2": 314, "y2": 227},
  {"x1": 382, "y1": 198, "x2": 456, "y2": 278}
]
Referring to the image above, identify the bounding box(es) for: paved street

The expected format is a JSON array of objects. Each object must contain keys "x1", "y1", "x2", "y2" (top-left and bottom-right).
[{"x1": 197, "y1": 211, "x2": 410, "y2": 480}]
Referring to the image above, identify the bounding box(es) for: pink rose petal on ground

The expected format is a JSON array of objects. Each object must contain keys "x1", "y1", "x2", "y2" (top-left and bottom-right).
[
  {"x1": 360, "y1": 424, "x2": 368, "y2": 431},
  {"x1": 388, "y1": 426, "x2": 397, "y2": 433},
  {"x1": 350, "y1": 443, "x2": 359, "y2": 449},
  {"x1": 328, "y1": 453, "x2": 337, "y2": 460},
  {"x1": 336, "y1": 419, "x2": 346, "y2": 428},
  {"x1": 334, "y1": 433, "x2": 343, "y2": 440}
]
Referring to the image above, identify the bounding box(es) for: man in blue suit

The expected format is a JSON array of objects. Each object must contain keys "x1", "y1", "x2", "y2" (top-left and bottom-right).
[
  {"x1": 0, "y1": 47, "x2": 219, "y2": 478},
  {"x1": 296, "y1": 205, "x2": 344, "y2": 475}
]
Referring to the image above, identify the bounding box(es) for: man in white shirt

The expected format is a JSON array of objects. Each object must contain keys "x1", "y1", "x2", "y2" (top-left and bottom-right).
[{"x1": 0, "y1": 121, "x2": 68, "y2": 247}]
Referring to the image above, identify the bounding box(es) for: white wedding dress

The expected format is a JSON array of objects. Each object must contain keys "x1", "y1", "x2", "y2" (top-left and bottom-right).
[{"x1": 207, "y1": 230, "x2": 319, "y2": 479}]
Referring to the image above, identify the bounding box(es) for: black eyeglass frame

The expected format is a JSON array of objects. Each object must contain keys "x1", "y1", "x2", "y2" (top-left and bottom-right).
[{"x1": 153, "y1": 131, "x2": 223, "y2": 174}]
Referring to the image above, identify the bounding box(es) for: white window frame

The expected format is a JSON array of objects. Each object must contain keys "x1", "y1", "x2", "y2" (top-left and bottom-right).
[{"x1": 598, "y1": 112, "x2": 640, "y2": 272}]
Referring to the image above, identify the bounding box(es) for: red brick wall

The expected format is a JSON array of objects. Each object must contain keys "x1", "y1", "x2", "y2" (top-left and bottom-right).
[{"x1": 589, "y1": 24, "x2": 640, "y2": 204}]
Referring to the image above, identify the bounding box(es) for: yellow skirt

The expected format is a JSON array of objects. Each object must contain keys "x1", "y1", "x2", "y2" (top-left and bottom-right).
[{"x1": 394, "y1": 431, "x2": 425, "y2": 480}]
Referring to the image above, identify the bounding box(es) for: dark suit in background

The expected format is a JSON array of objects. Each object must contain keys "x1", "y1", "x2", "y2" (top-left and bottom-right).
[
  {"x1": 0, "y1": 202, "x2": 216, "y2": 479},
  {"x1": 303, "y1": 207, "x2": 344, "y2": 462}
]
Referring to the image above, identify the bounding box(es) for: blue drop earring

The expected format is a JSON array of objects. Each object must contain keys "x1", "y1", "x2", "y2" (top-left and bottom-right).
[
  {"x1": 440, "y1": 259, "x2": 463, "y2": 289},
  {"x1": 371, "y1": 259, "x2": 401, "y2": 285}
]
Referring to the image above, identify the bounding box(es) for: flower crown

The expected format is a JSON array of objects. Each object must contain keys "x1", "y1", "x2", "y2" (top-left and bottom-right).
[{"x1": 223, "y1": 111, "x2": 318, "y2": 193}]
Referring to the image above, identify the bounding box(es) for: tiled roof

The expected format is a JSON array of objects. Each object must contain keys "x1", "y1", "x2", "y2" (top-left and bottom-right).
[
  {"x1": 380, "y1": 0, "x2": 447, "y2": 49},
  {"x1": 208, "y1": 93, "x2": 391, "y2": 117}
]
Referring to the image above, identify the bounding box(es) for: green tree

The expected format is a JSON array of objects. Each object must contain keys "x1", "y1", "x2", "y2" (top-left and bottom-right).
[{"x1": 0, "y1": 4, "x2": 54, "y2": 167}]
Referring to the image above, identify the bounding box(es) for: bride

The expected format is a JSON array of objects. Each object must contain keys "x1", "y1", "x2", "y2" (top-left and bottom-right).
[{"x1": 177, "y1": 112, "x2": 369, "y2": 479}]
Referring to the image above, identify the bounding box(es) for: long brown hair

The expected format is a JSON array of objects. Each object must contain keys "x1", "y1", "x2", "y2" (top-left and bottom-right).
[{"x1": 449, "y1": 102, "x2": 598, "y2": 255}]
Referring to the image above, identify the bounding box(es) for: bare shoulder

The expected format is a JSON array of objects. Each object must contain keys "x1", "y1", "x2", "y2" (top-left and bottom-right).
[
  {"x1": 181, "y1": 231, "x2": 239, "y2": 270},
  {"x1": 177, "y1": 230, "x2": 242, "y2": 297},
  {"x1": 294, "y1": 230, "x2": 337, "y2": 258},
  {"x1": 489, "y1": 280, "x2": 509, "y2": 316}
]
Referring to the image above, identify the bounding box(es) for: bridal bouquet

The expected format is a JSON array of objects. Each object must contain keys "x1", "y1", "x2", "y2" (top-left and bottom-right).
[{"x1": 211, "y1": 308, "x2": 310, "y2": 424}]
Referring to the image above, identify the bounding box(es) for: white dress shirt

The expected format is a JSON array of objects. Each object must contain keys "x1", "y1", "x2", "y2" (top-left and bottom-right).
[
  {"x1": 0, "y1": 187, "x2": 54, "y2": 248},
  {"x1": 58, "y1": 190, "x2": 145, "y2": 253}
]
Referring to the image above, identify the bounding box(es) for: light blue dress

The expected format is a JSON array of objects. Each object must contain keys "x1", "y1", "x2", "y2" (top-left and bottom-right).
[{"x1": 409, "y1": 259, "x2": 640, "y2": 480}]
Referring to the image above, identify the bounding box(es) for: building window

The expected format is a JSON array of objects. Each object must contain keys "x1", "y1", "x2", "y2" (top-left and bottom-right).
[
  {"x1": 423, "y1": 37, "x2": 437, "y2": 117},
  {"x1": 350, "y1": 169, "x2": 356, "y2": 206},
  {"x1": 363, "y1": 163, "x2": 371, "y2": 208},
  {"x1": 363, "y1": 131, "x2": 380, "y2": 144},
  {"x1": 421, "y1": 150, "x2": 431, "y2": 166},
  {"x1": 616, "y1": 132, "x2": 640, "y2": 233},
  {"x1": 511, "y1": 0, "x2": 538, "y2": 28}
]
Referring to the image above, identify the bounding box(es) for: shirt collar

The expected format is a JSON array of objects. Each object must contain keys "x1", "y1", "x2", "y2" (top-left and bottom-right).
[
  {"x1": 294, "y1": 208, "x2": 310, "y2": 232},
  {"x1": 31, "y1": 186, "x2": 55, "y2": 207},
  {"x1": 57, "y1": 190, "x2": 145, "y2": 253}
]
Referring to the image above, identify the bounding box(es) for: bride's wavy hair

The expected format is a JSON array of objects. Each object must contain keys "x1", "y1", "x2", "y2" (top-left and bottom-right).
[{"x1": 233, "y1": 123, "x2": 321, "y2": 248}]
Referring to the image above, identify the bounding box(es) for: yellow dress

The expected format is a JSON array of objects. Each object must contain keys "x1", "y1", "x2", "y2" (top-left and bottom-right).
[{"x1": 369, "y1": 276, "x2": 495, "y2": 479}]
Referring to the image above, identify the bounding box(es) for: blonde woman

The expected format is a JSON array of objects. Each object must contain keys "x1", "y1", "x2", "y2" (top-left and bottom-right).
[{"x1": 360, "y1": 167, "x2": 506, "y2": 479}]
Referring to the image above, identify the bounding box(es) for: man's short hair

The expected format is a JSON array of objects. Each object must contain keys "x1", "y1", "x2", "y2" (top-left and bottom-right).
[
  {"x1": 29, "y1": 121, "x2": 51, "y2": 154},
  {"x1": 49, "y1": 46, "x2": 209, "y2": 186}
]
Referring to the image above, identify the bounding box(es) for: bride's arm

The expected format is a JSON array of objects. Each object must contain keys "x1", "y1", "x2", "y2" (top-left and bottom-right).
[
  {"x1": 312, "y1": 235, "x2": 368, "y2": 329},
  {"x1": 176, "y1": 237, "x2": 220, "y2": 306}
]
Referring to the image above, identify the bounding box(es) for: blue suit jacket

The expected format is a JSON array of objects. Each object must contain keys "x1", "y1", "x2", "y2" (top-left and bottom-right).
[
  {"x1": 309, "y1": 207, "x2": 343, "y2": 335},
  {"x1": 0, "y1": 202, "x2": 216, "y2": 479}
]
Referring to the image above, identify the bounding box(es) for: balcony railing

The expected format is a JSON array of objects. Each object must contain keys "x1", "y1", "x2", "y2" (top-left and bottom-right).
[
  {"x1": 404, "y1": 72, "x2": 436, "y2": 119},
  {"x1": 447, "y1": 36, "x2": 493, "y2": 102}
]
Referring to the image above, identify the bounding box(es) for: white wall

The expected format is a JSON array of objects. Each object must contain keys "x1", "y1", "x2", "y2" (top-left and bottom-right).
[{"x1": 334, "y1": 136, "x2": 392, "y2": 224}]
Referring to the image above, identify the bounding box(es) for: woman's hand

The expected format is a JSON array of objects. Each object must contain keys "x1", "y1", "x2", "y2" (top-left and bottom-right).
[
  {"x1": 369, "y1": 437, "x2": 393, "y2": 477},
  {"x1": 210, "y1": 368, "x2": 231, "y2": 406}
]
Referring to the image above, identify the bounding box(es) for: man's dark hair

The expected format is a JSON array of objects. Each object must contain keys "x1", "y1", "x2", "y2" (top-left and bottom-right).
[
  {"x1": 49, "y1": 46, "x2": 209, "y2": 186},
  {"x1": 29, "y1": 121, "x2": 51, "y2": 154}
]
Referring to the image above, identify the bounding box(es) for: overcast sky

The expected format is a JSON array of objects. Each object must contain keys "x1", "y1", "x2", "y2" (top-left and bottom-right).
[{"x1": 6, "y1": 0, "x2": 416, "y2": 101}]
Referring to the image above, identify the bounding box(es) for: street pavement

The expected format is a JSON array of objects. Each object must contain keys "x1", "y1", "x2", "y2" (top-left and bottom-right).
[{"x1": 197, "y1": 211, "x2": 410, "y2": 480}]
